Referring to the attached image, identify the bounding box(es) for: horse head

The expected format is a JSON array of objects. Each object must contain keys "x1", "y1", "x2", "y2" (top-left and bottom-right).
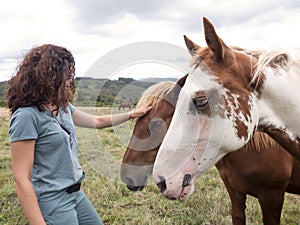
[
  {"x1": 153, "y1": 17, "x2": 262, "y2": 200},
  {"x1": 120, "y1": 75, "x2": 187, "y2": 191}
]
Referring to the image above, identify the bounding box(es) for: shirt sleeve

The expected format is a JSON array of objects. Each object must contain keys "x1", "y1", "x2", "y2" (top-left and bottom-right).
[
  {"x1": 9, "y1": 108, "x2": 39, "y2": 143},
  {"x1": 68, "y1": 102, "x2": 75, "y2": 114}
]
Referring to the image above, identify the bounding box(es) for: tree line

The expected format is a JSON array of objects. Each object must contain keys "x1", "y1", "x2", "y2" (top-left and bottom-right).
[{"x1": 0, "y1": 77, "x2": 156, "y2": 107}]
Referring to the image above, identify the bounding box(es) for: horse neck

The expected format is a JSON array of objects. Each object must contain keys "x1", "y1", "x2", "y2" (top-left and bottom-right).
[
  {"x1": 257, "y1": 63, "x2": 300, "y2": 160},
  {"x1": 258, "y1": 63, "x2": 300, "y2": 134}
]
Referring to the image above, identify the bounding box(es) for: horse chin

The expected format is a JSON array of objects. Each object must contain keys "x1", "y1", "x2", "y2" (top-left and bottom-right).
[{"x1": 162, "y1": 182, "x2": 195, "y2": 201}]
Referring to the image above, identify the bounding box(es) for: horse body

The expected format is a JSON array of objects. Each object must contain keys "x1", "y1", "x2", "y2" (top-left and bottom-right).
[
  {"x1": 215, "y1": 135, "x2": 298, "y2": 225},
  {"x1": 121, "y1": 80, "x2": 300, "y2": 225},
  {"x1": 119, "y1": 101, "x2": 131, "y2": 110},
  {"x1": 153, "y1": 17, "x2": 300, "y2": 202}
]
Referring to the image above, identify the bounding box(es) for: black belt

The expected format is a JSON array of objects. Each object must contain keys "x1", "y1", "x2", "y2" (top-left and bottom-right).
[{"x1": 66, "y1": 182, "x2": 81, "y2": 194}]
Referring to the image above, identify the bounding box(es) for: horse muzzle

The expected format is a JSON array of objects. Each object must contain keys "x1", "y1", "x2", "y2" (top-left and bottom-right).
[{"x1": 156, "y1": 173, "x2": 194, "y2": 201}]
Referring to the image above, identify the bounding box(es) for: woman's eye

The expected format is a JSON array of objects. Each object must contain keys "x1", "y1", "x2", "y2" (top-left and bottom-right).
[{"x1": 193, "y1": 97, "x2": 208, "y2": 108}]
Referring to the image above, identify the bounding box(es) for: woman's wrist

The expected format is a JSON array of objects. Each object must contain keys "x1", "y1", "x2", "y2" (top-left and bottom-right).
[{"x1": 128, "y1": 109, "x2": 135, "y2": 119}]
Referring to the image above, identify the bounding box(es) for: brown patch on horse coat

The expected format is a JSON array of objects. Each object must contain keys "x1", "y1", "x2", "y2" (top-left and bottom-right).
[{"x1": 190, "y1": 22, "x2": 257, "y2": 141}]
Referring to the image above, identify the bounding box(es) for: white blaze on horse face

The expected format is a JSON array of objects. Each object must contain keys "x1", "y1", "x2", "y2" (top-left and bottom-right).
[{"x1": 153, "y1": 68, "x2": 259, "y2": 199}]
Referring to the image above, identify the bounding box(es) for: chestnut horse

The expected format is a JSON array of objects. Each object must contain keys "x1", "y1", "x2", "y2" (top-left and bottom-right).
[
  {"x1": 119, "y1": 101, "x2": 131, "y2": 110},
  {"x1": 121, "y1": 79, "x2": 300, "y2": 225},
  {"x1": 153, "y1": 17, "x2": 300, "y2": 205}
]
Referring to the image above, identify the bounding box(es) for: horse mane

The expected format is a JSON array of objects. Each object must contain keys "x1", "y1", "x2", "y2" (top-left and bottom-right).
[
  {"x1": 248, "y1": 49, "x2": 291, "y2": 85},
  {"x1": 136, "y1": 81, "x2": 175, "y2": 111},
  {"x1": 242, "y1": 132, "x2": 278, "y2": 152}
]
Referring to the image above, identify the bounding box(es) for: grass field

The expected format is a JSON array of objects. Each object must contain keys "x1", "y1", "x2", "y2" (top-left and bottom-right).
[{"x1": 0, "y1": 107, "x2": 299, "y2": 225}]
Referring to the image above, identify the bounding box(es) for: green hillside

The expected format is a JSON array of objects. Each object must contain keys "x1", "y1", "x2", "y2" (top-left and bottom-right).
[
  {"x1": 0, "y1": 81, "x2": 6, "y2": 106},
  {"x1": 74, "y1": 77, "x2": 156, "y2": 106},
  {"x1": 0, "y1": 77, "x2": 158, "y2": 107}
]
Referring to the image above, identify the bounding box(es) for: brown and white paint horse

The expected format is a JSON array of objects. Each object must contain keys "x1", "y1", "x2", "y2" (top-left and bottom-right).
[
  {"x1": 153, "y1": 17, "x2": 300, "y2": 201},
  {"x1": 121, "y1": 79, "x2": 300, "y2": 225}
]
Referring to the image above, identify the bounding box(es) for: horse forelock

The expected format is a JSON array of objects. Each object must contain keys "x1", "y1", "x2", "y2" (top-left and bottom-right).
[
  {"x1": 136, "y1": 81, "x2": 175, "y2": 111},
  {"x1": 190, "y1": 48, "x2": 211, "y2": 68}
]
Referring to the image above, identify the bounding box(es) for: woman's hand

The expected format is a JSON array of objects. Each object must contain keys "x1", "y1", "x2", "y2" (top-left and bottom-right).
[{"x1": 129, "y1": 106, "x2": 153, "y2": 119}]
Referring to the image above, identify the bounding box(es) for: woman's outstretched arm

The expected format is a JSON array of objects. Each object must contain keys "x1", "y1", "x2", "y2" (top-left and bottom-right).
[{"x1": 72, "y1": 106, "x2": 152, "y2": 129}]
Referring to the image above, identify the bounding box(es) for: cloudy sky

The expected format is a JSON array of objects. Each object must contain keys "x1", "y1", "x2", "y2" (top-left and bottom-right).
[{"x1": 1, "y1": 0, "x2": 300, "y2": 82}]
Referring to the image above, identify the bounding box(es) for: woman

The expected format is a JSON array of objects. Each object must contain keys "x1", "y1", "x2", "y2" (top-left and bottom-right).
[{"x1": 7, "y1": 44, "x2": 152, "y2": 225}]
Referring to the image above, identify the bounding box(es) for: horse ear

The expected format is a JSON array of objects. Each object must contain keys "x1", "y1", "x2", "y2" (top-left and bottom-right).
[
  {"x1": 176, "y1": 73, "x2": 188, "y2": 88},
  {"x1": 169, "y1": 74, "x2": 188, "y2": 105},
  {"x1": 183, "y1": 35, "x2": 201, "y2": 56},
  {"x1": 203, "y1": 17, "x2": 229, "y2": 60}
]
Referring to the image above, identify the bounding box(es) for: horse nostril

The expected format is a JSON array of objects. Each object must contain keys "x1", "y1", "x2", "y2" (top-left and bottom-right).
[
  {"x1": 182, "y1": 174, "x2": 192, "y2": 187},
  {"x1": 156, "y1": 176, "x2": 166, "y2": 193},
  {"x1": 127, "y1": 185, "x2": 144, "y2": 192}
]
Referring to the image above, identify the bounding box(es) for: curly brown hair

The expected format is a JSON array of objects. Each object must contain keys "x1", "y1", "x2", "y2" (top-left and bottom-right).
[{"x1": 7, "y1": 44, "x2": 76, "y2": 113}]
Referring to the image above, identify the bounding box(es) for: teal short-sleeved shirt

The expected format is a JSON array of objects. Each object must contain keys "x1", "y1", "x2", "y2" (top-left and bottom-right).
[{"x1": 9, "y1": 103, "x2": 83, "y2": 200}]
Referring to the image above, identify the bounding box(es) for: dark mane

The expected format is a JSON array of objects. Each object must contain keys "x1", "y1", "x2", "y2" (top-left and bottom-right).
[{"x1": 242, "y1": 132, "x2": 277, "y2": 152}]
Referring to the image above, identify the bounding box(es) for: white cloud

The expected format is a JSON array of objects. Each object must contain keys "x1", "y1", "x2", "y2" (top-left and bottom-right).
[
  {"x1": 112, "y1": 62, "x2": 186, "y2": 81},
  {"x1": 1, "y1": 0, "x2": 300, "y2": 82},
  {"x1": 0, "y1": 59, "x2": 18, "y2": 81},
  {"x1": 0, "y1": 0, "x2": 78, "y2": 81}
]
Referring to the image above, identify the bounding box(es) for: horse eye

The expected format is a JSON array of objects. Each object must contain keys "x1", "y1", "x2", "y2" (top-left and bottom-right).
[
  {"x1": 150, "y1": 120, "x2": 163, "y2": 130},
  {"x1": 193, "y1": 96, "x2": 208, "y2": 108}
]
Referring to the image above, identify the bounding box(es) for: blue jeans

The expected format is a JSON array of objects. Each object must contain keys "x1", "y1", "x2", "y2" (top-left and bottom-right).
[{"x1": 39, "y1": 190, "x2": 103, "y2": 225}]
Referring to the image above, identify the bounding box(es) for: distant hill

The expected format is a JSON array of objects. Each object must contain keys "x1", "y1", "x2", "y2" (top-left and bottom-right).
[
  {"x1": 138, "y1": 77, "x2": 177, "y2": 83},
  {"x1": 0, "y1": 77, "x2": 175, "y2": 107},
  {"x1": 74, "y1": 77, "x2": 157, "y2": 106},
  {"x1": 0, "y1": 81, "x2": 6, "y2": 106}
]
